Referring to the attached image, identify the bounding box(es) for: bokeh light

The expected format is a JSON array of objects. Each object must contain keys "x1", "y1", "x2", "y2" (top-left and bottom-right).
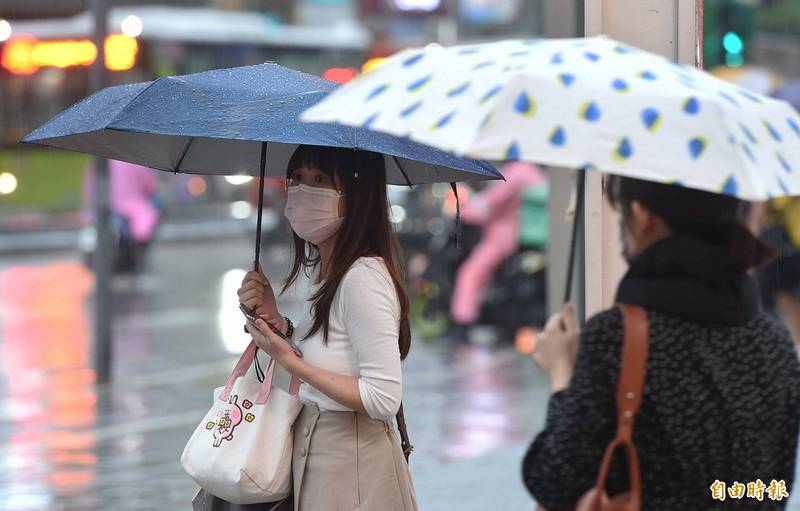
[{"x1": 0, "y1": 172, "x2": 18, "y2": 195}]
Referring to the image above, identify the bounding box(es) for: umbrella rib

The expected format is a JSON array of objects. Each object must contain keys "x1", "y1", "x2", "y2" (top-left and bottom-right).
[
  {"x1": 391, "y1": 155, "x2": 414, "y2": 188},
  {"x1": 174, "y1": 137, "x2": 196, "y2": 172}
]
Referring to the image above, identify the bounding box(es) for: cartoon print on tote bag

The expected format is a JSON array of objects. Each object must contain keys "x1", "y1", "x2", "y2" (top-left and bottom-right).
[{"x1": 205, "y1": 394, "x2": 256, "y2": 447}]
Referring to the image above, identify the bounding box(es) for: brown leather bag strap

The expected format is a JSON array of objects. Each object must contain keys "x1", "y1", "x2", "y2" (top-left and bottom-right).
[
  {"x1": 395, "y1": 402, "x2": 413, "y2": 462},
  {"x1": 579, "y1": 305, "x2": 648, "y2": 510},
  {"x1": 615, "y1": 305, "x2": 649, "y2": 434}
]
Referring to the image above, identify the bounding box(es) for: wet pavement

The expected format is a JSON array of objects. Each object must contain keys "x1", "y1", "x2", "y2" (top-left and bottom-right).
[
  {"x1": 0, "y1": 238, "x2": 798, "y2": 510},
  {"x1": 0, "y1": 238, "x2": 549, "y2": 511}
]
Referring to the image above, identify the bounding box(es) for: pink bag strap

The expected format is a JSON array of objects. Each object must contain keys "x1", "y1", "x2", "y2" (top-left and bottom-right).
[
  {"x1": 220, "y1": 340, "x2": 303, "y2": 404},
  {"x1": 219, "y1": 340, "x2": 258, "y2": 401},
  {"x1": 255, "y1": 358, "x2": 277, "y2": 405},
  {"x1": 289, "y1": 374, "x2": 302, "y2": 398}
]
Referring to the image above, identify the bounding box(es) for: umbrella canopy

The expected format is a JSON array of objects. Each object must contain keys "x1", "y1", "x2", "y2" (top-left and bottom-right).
[
  {"x1": 302, "y1": 36, "x2": 800, "y2": 200},
  {"x1": 21, "y1": 63, "x2": 501, "y2": 185}
]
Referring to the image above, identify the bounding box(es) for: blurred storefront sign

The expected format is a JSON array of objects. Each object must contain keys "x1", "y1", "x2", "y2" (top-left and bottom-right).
[
  {"x1": 1, "y1": 34, "x2": 137, "y2": 75},
  {"x1": 460, "y1": 0, "x2": 522, "y2": 25},
  {"x1": 297, "y1": 0, "x2": 359, "y2": 25},
  {"x1": 392, "y1": 0, "x2": 444, "y2": 12}
]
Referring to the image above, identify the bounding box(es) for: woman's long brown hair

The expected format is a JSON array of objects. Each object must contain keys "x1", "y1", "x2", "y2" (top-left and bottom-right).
[{"x1": 281, "y1": 145, "x2": 411, "y2": 360}]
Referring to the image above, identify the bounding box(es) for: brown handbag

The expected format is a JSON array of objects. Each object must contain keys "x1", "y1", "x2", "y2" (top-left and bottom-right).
[
  {"x1": 574, "y1": 304, "x2": 649, "y2": 511},
  {"x1": 537, "y1": 305, "x2": 649, "y2": 511}
]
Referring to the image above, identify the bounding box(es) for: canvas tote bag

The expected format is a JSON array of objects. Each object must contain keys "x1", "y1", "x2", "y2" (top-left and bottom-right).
[{"x1": 182, "y1": 340, "x2": 302, "y2": 505}]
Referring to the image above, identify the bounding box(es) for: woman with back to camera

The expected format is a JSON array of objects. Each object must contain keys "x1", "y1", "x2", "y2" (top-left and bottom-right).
[
  {"x1": 238, "y1": 145, "x2": 418, "y2": 510},
  {"x1": 523, "y1": 176, "x2": 800, "y2": 510}
]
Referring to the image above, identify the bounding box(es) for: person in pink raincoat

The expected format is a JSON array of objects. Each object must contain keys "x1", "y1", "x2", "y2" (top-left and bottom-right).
[
  {"x1": 450, "y1": 161, "x2": 547, "y2": 327},
  {"x1": 83, "y1": 160, "x2": 161, "y2": 243}
]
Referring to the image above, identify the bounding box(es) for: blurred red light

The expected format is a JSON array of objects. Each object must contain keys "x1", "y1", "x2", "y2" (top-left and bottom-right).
[{"x1": 323, "y1": 67, "x2": 359, "y2": 84}]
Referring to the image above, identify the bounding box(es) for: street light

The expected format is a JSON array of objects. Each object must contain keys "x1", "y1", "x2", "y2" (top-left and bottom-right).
[
  {"x1": 0, "y1": 19, "x2": 11, "y2": 42},
  {"x1": 121, "y1": 15, "x2": 143, "y2": 38}
]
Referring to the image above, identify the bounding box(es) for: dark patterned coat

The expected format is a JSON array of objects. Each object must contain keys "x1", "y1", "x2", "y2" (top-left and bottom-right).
[{"x1": 523, "y1": 236, "x2": 800, "y2": 510}]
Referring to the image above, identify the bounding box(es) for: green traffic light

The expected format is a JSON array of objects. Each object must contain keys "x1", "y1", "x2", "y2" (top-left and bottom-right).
[{"x1": 723, "y1": 31, "x2": 744, "y2": 54}]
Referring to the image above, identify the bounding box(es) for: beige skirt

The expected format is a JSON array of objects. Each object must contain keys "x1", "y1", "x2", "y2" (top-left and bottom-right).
[{"x1": 292, "y1": 404, "x2": 418, "y2": 511}]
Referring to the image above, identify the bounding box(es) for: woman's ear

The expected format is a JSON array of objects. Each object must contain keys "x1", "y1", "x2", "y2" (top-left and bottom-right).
[{"x1": 630, "y1": 201, "x2": 654, "y2": 236}]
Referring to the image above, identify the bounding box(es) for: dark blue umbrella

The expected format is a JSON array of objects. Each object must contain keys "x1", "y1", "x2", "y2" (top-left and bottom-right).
[{"x1": 21, "y1": 63, "x2": 501, "y2": 186}]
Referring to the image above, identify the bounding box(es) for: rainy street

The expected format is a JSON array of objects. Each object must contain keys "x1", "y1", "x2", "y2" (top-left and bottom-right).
[
  {"x1": 4, "y1": 1, "x2": 800, "y2": 510},
  {"x1": 0, "y1": 236, "x2": 550, "y2": 511}
]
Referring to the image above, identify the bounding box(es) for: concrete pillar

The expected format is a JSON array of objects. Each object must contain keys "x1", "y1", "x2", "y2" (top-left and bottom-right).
[
  {"x1": 543, "y1": 0, "x2": 582, "y2": 318},
  {"x1": 542, "y1": 0, "x2": 580, "y2": 39},
  {"x1": 582, "y1": 0, "x2": 702, "y2": 318}
]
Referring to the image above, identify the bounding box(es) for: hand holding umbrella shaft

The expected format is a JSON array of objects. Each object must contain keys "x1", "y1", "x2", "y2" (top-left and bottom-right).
[{"x1": 532, "y1": 303, "x2": 580, "y2": 394}]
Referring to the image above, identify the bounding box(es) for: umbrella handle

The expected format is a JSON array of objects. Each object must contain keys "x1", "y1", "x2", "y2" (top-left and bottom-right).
[{"x1": 564, "y1": 170, "x2": 586, "y2": 304}]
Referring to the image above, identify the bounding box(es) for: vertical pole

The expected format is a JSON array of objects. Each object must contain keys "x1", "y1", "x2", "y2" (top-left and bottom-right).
[
  {"x1": 582, "y1": 0, "x2": 702, "y2": 319},
  {"x1": 543, "y1": 0, "x2": 582, "y2": 317},
  {"x1": 90, "y1": 0, "x2": 112, "y2": 383}
]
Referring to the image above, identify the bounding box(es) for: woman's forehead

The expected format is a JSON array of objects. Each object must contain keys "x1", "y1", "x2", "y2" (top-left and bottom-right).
[{"x1": 292, "y1": 164, "x2": 334, "y2": 177}]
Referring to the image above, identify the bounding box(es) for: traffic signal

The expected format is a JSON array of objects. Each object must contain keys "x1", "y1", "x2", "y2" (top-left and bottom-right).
[{"x1": 703, "y1": 0, "x2": 754, "y2": 68}]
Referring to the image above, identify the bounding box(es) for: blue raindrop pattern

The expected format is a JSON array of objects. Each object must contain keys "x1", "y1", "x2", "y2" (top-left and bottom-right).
[
  {"x1": 506, "y1": 141, "x2": 521, "y2": 160},
  {"x1": 514, "y1": 92, "x2": 537, "y2": 117},
  {"x1": 688, "y1": 136, "x2": 708, "y2": 160},
  {"x1": 722, "y1": 175, "x2": 739, "y2": 196},
  {"x1": 778, "y1": 152, "x2": 792, "y2": 173},
  {"x1": 367, "y1": 83, "x2": 390, "y2": 101},
  {"x1": 740, "y1": 124, "x2": 758, "y2": 145},
  {"x1": 400, "y1": 101, "x2": 423, "y2": 118},
  {"x1": 403, "y1": 53, "x2": 424, "y2": 67},
  {"x1": 765, "y1": 120, "x2": 782, "y2": 142},
  {"x1": 641, "y1": 108, "x2": 662, "y2": 132},
  {"x1": 473, "y1": 61, "x2": 494, "y2": 71},
  {"x1": 363, "y1": 112, "x2": 379, "y2": 128},
  {"x1": 559, "y1": 73, "x2": 576, "y2": 87},
  {"x1": 789, "y1": 118, "x2": 800, "y2": 137},
  {"x1": 683, "y1": 97, "x2": 700, "y2": 115},
  {"x1": 447, "y1": 82, "x2": 471, "y2": 98},
  {"x1": 408, "y1": 75, "x2": 432, "y2": 93},
  {"x1": 430, "y1": 111, "x2": 456, "y2": 131},
  {"x1": 480, "y1": 85, "x2": 503, "y2": 104},
  {"x1": 580, "y1": 101, "x2": 602, "y2": 122},
  {"x1": 612, "y1": 79, "x2": 630, "y2": 92},
  {"x1": 550, "y1": 126, "x2": 566, "y2": 146},
  {"x1": 778, "y1": 176, "x2": 790, "y2": 195},
  {"x1": 614, "y1": 138, "x2": 633, "y2": 161},
  {"x1": 719, "y1": 92, "x2": 740, "y2": 107},
  {"x1": 741, "y1": 143, "x2": 757, "y2": 165}
]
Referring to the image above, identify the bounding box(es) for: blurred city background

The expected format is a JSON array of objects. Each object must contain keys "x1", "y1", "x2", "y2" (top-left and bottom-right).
[{"x1": 0, "y1": 1, "x2": 799, "y2": 510}]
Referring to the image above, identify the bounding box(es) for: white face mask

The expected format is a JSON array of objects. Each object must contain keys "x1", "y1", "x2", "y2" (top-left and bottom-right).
[{"x1": 284, "y1": 184, "x2": 344, "y2": 245}]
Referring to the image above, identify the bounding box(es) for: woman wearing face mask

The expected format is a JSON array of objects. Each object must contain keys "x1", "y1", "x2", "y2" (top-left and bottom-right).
[
  {"x1": 237, "y1": 145, "x2": 418, "y2": 511},
  {"x1": 522, "y1": 176, "x2": 800, "y2": 510}
]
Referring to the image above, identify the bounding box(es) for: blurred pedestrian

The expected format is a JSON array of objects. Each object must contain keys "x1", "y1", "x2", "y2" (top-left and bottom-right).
[
  {"x1": 755, "y1": 80, "x2": 800, "y2": 359},
  {"x1": 82, "y1": 160, "x2": 161, "y2": 272},
  {"x1": 83, "y1": 160, "x2": 161, "y2": 243},
  {"x1": 756, "y1": 197, "x2": 800, "y2": 358},
  {"x1": 236, "y1": 145, "x2": 418, "y2": 510},
  {"x1": 523, "y1": 176, "x2": 800, "y2": 510},
  {"x1": 449, "y1": 161, "x2": 546, "y2": 329}
]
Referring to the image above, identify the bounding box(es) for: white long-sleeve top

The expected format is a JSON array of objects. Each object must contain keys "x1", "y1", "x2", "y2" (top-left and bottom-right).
[{"x1": 296, "y1": 256, "x2": 403, "y2": 421}]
